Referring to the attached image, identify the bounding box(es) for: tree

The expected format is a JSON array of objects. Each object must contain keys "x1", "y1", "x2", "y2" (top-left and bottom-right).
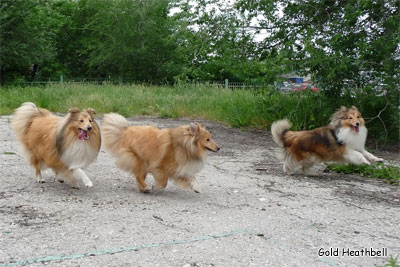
[
  {"x1": 236, "y1": 0, "x2": 400, "y2": 96},
  {"x1": 77, "y1": 0, "x2": 182, "y2": 83},
  {"x1": 172, "y1": 0, "x2": 286, "y2": 83},
  {"x1": 0, "y1": 0, "x2": 64, "y2": 84}
]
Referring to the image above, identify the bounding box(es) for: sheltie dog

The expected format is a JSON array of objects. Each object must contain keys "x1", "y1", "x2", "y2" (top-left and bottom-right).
[
  {"x1": 101, "y1": 113, "x2": 220, "y2": 193},
  {"x1": 271, "y1": 106, "x2": 383, "y2": 175},
  {"x1": 11, "y1": 102, "x2": 101, "y2": 188}
]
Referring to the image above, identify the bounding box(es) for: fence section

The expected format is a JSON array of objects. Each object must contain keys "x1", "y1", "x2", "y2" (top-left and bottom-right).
[{"x1": 4, "y1": 76, "x2": 299, "y2": 92}]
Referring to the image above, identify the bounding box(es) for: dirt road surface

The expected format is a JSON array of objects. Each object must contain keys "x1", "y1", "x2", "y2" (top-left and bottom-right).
[{"x1": 0, "y1": 115, "x2": 399, "y2": 267}]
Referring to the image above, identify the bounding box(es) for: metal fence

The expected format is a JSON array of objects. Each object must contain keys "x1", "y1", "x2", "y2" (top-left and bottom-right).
[{"x1": 4, "y1": 76, "x2": 277, "y2": 90}]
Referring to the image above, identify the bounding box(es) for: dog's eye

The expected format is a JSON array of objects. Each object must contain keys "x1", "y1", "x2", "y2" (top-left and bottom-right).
[
  {"x1": 349, "y1": 117, "x2": 352, "y2": 120},
  {"x1": 89, "y1": 120, "x2": 92, "y2": 122},
  {"x1": 206, "y1": 138, "x2": 210, "y2": 142},
  {"x1": 357, "y1": 116, "x2": 360, "y2": 118},
  {"x1": 80, "y1": 120, "x2": 84, "y2": 122}
]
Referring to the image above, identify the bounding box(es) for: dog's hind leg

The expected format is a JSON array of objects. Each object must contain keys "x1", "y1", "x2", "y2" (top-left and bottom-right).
[
  {"x1": 32, "y1": 158, "x2": 45, "y2": 183},
  {"x1": 35, "y1": 168, "x2": 44, "y2": 183},
  {"x1": 283, "y1": 155, "x2": 298, "y2": 175},
  {"x1": 301, "y1": 161, "x2": 318, "y2": 176},
  {"x1": 132, "y1": 161, "x2": 150, "y2": 193},
  {"x1": 73, "y1": 168, "x2": 93, "y2": 188}
]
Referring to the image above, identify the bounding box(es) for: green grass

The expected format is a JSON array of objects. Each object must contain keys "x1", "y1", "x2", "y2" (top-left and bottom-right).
[
  {"x1": 377, "y1": 255, "x2": 400, "y2": 267},
  {"x1": 328, "y1": 162, "x2": 400, "y2": 185},
  {"x1": 0, "y1": 83, "x2": 331, "y2": 130},
  {"x1": 0, "y1": 83, "x2": 398, "y2": 144}
]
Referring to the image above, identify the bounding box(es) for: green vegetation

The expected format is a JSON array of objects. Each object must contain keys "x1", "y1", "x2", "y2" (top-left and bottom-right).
[
  {"x1": 1, "y1": 1, "x2": 399, "y2": 90},
  {"x1": 377, "y1": 255, "x2": 400, "y2": 267},
  {"x1": 1, "y1": 83, "x2": 398, "y2": 145},
  {"x1": 328, "y1": 162, "x2": 400, "y2": 185},
  {"x1": 2, "y1": 1, "x2": 398, "y2": 145}
]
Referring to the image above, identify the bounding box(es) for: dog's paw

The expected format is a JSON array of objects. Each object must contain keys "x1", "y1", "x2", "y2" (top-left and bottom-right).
[
  {"x1": 375, "y1": 157, "x2": 384, "y2": 162},
  {"x1": 84, "y1": 181, "x2": 93, "y2": 188},
  {"x1": 139, "y1": 186, "x2": 151, "y2": 193},
  {"x1": 302, "y1": 171, "x2": 319, "y2": 177},
  {"x1": 69, "y1": 182, "x2": 80, "y2": 189},
  {"x1": 151, "y1": 185, "x2": 165, "y2": 194},
  {"x1": 192, "y1": 185, "x2": 201, "y2": 193},
  {"x1": 36, "y1": 174, "x2": 45, "y2": 183}
]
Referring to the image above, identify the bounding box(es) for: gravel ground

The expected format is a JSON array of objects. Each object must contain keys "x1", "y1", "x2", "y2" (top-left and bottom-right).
[{"x1": 0, "y1": 115, "x2": 399, "y2": 267}]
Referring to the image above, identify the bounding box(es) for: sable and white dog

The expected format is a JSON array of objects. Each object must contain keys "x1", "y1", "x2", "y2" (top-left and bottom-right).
[
  {"x1": 101, "y1": 113, "x2": 219, "y2": 193},
  {"x1": 11, "y1": 102, "x2": 101, "y2": 188},
  {"x1": 271, "y1": 106, "x2": 383, "y2": 175}
]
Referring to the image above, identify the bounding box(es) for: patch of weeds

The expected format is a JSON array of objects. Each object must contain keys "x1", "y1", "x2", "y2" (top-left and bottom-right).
[
  {"x1": 328, "y1": 162, "x2": 400, "y2": 185},
  {"x1": 377, "y1": 255, "x2": 400, "y2": 267},
  {"x1": 159, "y1": 109, "x2": 179, "y2": 119},
  {"x1": 3, "y1": 151, "x2": 16, "y2": 155}
]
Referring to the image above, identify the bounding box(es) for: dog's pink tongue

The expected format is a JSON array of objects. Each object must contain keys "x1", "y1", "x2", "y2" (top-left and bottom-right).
[
  {"x1": 354, "y1": 126, "x2": 359, "y2": 133},
  {"x1": 78, "y1": 129, "x2": 88, "y2": 140}
]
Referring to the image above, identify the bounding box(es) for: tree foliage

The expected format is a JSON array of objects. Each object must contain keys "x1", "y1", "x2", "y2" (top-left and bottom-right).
[
  {"x1": 0, "y1": 0, "x2": 65, "y2": 83},
  {"x1": 1, "y1": 0, "x2": 399, "y2": 91},
  {"x1": 236, "y1": 0, "x2": 400, "y2": 96}
]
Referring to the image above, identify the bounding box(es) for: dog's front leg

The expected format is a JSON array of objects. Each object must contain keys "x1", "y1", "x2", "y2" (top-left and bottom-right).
[
  {"x1": 73, "y1": 168, "x2": 93, "y2": 188},
  {"x1": 344, "y1": 149, "x2": 371, "y2": 165},
  {"x1": 152, "y1": 172, "x2": 168, "y2": 193},
  {"x1": 362, "y1": 150, "x2": 384, "y2": 163}
]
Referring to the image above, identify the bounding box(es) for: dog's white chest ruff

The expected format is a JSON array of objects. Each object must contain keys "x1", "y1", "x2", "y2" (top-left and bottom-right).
[
  {"x1": 174, "y1": 160, "x2": 205, "y2": 178},
  {"x1": 61, "y1": 141, "x2": 98, "y2": 169},
  {"x1": 337, "y1": 126, "x2": 367, "y2": 152}
]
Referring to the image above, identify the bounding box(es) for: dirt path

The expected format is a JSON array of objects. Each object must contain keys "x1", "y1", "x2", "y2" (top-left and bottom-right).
[{"x1": 0, "y1": 115, "x2": 399, "y2": 267}]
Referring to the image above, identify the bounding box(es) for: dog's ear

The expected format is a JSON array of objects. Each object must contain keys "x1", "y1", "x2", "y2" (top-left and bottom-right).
[
  {"x1": 350, "y1": 106, "x2": 358, "y2": 111},
  {"x1": 340, "y1": 106, "x2": 347, "y2": 112},
  {"x1": 87, "y1": 108, "x2": 96, "y2": 117},
  {"x1": 189, "y1": 122, "x2": 199, "y2": 135},
  {"x1": 69, "y1": 108, "x2": 80, "y2": 114}
]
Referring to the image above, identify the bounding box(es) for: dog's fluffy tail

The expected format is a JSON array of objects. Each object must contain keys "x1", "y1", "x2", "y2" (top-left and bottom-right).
[
  {"x1": 11, "y1": 102, "x2": 41, "y2": 140},
  {"x1": 101, "y1": 113, "x2": 128, "y2": 156},
  {"x1": 271, "y1": 119, "x2": 291, "y2": 147}
]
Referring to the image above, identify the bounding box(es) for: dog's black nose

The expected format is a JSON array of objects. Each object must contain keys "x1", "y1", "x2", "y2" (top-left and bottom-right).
[
  {"x1": 217, "y1": 147, "x2": 220, "y2": 151},
  {"x1": 355, "y1": 122, "x2": 360, "y2": 126},
  {"x1": 87, "y1": 126, "x2": 92, "y2": 131}
]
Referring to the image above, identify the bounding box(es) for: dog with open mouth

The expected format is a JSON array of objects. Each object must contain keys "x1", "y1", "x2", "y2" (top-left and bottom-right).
[
  {"x1": 271, "y1": 106, "x2": 383, "y2": 175},
  {"x1": 11, "y1": 102, "x2": 101, "y2": 188},
  {"x1": 101, "y1": 113, "x2": 220, "y2": 193}
]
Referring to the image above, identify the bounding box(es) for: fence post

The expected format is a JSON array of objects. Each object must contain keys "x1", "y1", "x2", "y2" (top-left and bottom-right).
[
  {"x1": 60, "y1": 75, "x2": 64, "y2": 83},
  {"x1": 224, "y1": 79, "x2": 228, "y2": 89}
]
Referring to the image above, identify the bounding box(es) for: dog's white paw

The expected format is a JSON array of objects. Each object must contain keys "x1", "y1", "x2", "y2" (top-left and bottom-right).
[
  {"x1": 192, "y1": 184, "x2": 201, "y2": 193},
  {"x1": 302, "y1": 171, "x2": 319, "y2": 177},
  {"x1": 151, "y1": 185, "x2": 165, "y2": 194},
  {"x1": 36, "y1": 173, "x2": 45, "y2": 183},
  {"x1": 193, "y1": 186, "x2": 200, "y2": 193},
  {"x1": 364, "y1": 159, "x2": 372, "y2": 165},
  {"x1": 375, "y1": 157, "x2": 384, "y2": 162},
  {"x1": 84, "y1": 180, "x2": 93, "y2": 188},
  {"x1": 69, "y1": 181, "x2": 80, "y2": 189}
]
